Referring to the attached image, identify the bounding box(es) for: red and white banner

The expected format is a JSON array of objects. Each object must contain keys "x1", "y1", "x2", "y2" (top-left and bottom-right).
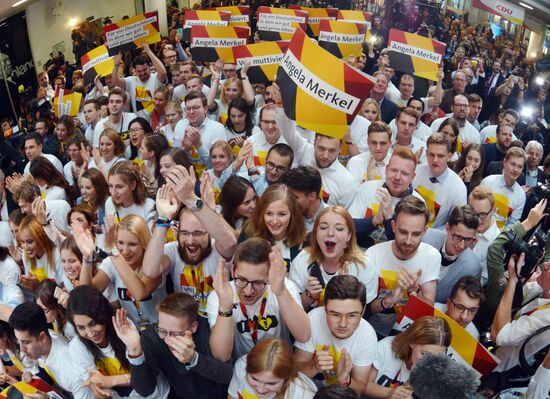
[{"x1": 472, "y1": 0, "x2": 524, "y2": 25}]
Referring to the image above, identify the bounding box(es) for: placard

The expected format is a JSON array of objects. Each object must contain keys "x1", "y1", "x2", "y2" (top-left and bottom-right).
[
  {"x1": 289, "y1": 6, "x2": 338, "y2": 37},
  {"x1": 103, "y1": 12, "x2": 160, "y2": 55},
  {"x1": 190, "y1": 26, "x2": 249, "y2": 63},
  {"x1": 81, "y1": 45, "x2": 114, "y2": 86},
  {"x1": 182, "y1": 10, "x2": 231, "y2": 41},
  {"x1": 318, "y1": 20, "x2": 367, "y2": 59},
  {"x1": 257, "y1": 7, "x2": 308, "y2": 41},
  {"x1": 233, "y1": 41, "x2": 289, "y2": 84}
]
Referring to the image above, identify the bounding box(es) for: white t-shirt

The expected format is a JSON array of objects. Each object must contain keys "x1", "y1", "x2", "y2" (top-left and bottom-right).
[
  {"x1": 289, "y1": 250, "x2": 378, "y2": 305},
  {"x1": 88, "y1": 156, "x2": 125, "y2": 175},
  {"x1": 249, "y1": 130, "x2": 287, "y2": 167},
  {"x1": 480, "y1": 124, "x2": 518, "y2": 144},
  {"x1": 346, "y1": 151, "x2": 391, "y2": 183},
  {"x1": 206, "y1": 279, "x2": 302, "y2": 360},
  {"x1": 45, "y1": 199, "x2": 71, "y2": 232},
  {"x1": 365, "y1": 241, "x2": 441, "y2": 336},
  {"x1": 163, "y1": 240, "x2": 221, "y2": 317},
  {"x1": 93, "y1": 112, "x2": 137, "y2": 148},
  {"x1": 480, "y1": 174, "x2": 526, "y2": 230},
  {"x1": 104, "y1": 197, "x2": 157, "y2": 232},
  {"x1": 434, "y1": 302, "x2": 480, "y2": 339},
  {"x1": 23, "y1": 248, "x2": 63, "y2": 285},
  {"x1": 295, "y1": 307, "x2": 377, "y2": 386},
  {"x1": 159, "y1": 124, "x2": 178, "y2": 147},
  {"x1": 41, "y1": 185, "x2": 66, "y2": 201},
  {"x1": 372, "y1": 336, "x2": 410, "y2": 388},
  {"x1": 124, "y1": 72, "x2": 165, "y2": 119},
  {"x1": 99, "y1": 257, "x2": 166, "y2": 329},
  {"x1": 70, "y1": 336, "x2": 170, "y2": 399},
  {"x1": 24, "y1": 153, "x2": 63, "y2": 174},
  {"x1": 228, "y1": 356, "x2": 317, "y2": 399},
  {"x1": 0, "y1": 255, "x2": 21, "y2": 285}
]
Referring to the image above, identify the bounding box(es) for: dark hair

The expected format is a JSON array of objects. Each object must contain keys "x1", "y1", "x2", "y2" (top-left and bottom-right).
[
  {"x1": 219, "y1": 176, "x2": 256, "y2": 228},
  {"x1": 9, "y1": 302, "x2": 49, "y2": 338},
  {"x1": 452, "y1": 144, "x2": 485, "y2": 190},
  {"x1": 83, "y1": 99, "x2": 100, "y2": 110},
  {"x1": 226, "y1": 98, "x2": 254, "y2": 138},
  {"x1": 447, "y1": 205, "x2": 479, "y2": 230},
  {"x1": 25, "y1": 132, "x2": 43, "y2": 146},
  {"x1": 143, "y1": 134, "x2": 169, "y2": 181},
  {"x1": 496, "y1": 122, "x2": 514, "y2": 136},
  {"x1": 396, "y1": 107, "x2": 419, "y2": 123},
  {"x1": 37, "y1": 280, "x2": 67, "y2": 328},
  {"x1": 324, "y1": 275, "x2": 366, "y2": 309},
  {"x1": 450, "y1": 275, "x2": 485, "y2": 303},
  {"x1": 407, "y1": 96, "x2": 425, "y2": 113},
  {"x1": 438, "y1": 118, "x2": 460, "y2": 154},
  {"x1": 80, "y1": 168, "x2": 109, "y2": 209},
  {"x1": 29, "y1": 157, "x2": 69, "y2": 190},
  {"x1": 268, "y1": 143, "x2": 294, "y2": 165},
  {"x1": 58, "y1": 115, "x2": 76, "y2": 137},
  {"x1": 280, "y1": 165, "x2": 322, "y2": 196},
  {"x1": 67, "y1": 134, "x2": 88, "y2": 149},
  {"x1": 394, "y1": 195, "x2": 430, "y2": 224},
  {"x1": 313, "y1": 385, "x2": 359, "y2": 399},
  {"x1": 184, "y1": 91, "x2": 207, "y2": 107},
  {"x1": 234, "y1": 237, "x2": 272, "y2": 271},
  {"x1": 67, "y1": 285, "x2": 129, "y2": 370},
  {"x1": 0, "y1": 320, "x2": 16, "y2": 353},
  {"x1": 128, "y1": 117, "x2": 154, "y2": 160},
  {"x1": 158, "y1": 148, "x2": 193, "y2": 186},
  {"x1": 132, "y1": 55, "x2": 150, "y2": 68}
]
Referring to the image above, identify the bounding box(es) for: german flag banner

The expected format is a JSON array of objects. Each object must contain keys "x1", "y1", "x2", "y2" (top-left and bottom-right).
[
  {"x1": 190, "y1": 26, "x2": 249, "y2": 63},
  {"x1": 276, "y1": 28, "x2": 373, "y2": 139},
  {"x1": 183, "y1": 10, "x2": 231, "y2": 41},
  {"x1": 289, "y1": 6, "x2": 338, "y2": 37},
  {"x1": 81, "y1": 45, "x2": 114, "y2": 86},
  {"x1": 103, "y1": 12, "x2": 160, "y2": 56},
  {"x1": 257, "y1": 7, "x2": 308, "y2": 41},
  {"x1": 318, "y1": 20, "x2": 367, "y2": 59},
  {"x1": 53, "y1": 87, "x2": 82, "y2": 118},
  {"x1": 233, "y1": 42, "x2": 289, "y2": 84},
  {"x1": 0, "y1": 378, "x2": 66, "y2": 399},
  {"x1": 211, "y1": 5, "x2": 250, "y2": 28},
  {"x1": 336, "y1": 10, "x2": 372, "y2": 30},
  {"x1": 387, "y1": 28, "x2": 446, "y2": 81},
  {"x1": 394, "y1": 295, "x2": 499, "y2": 376}
]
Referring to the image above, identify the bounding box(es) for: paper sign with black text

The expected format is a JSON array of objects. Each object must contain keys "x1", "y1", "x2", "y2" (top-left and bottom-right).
[
  {"x1": 103, "y1": 12, "x2": 160, "y2": 55},
  {"x1": 211, "y1": 5, "x2": 251, "y2": 27},
  {"x1": 289, "y1": 6, "x2": 338, "y2": 37},
  {"x1": 276, "y1": 28, "x2": 373, "y2": 139},
  {"x1": 182, "y1": 10, "x2": 231, "y2": 41},
  {"x1": 54, "y1": 87, "x2": 82, "y2": 118},
  {"x1": 233, "y1": 41, "x2": 289, "y2": 84},
  {"x1": 318, "y1": 20, "x2": 367, "y2": 59},
  {"x1": 387, "y1": 28, "x2": 446, "y2": 81},
  {"x1": 81, "y1": 45, "x2": 114, "y2": 86},
  {"x1": 257, "y1": 7, "x2": 308, "y2": 41},
  {"x1": 190, "y1": 26, "x2": 249, "y2": 62}
]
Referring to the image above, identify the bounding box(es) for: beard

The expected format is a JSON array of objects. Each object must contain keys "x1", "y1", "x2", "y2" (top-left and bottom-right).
[{"x1": 177, "y1": 239, "x2": 213, "y2": 265}]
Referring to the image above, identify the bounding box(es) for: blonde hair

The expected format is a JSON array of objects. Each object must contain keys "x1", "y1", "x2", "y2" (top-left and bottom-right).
[
  {"x1": 361, "y1": 98, "x2": 381, "y2": 121},
  {"x1": 221, "y1": 77, "x2": 243, "y2": 107},
  {"x1": 116, "y1": 215, "x2": 150, "y2": 273},
  {"x1": 18, "y1": 215, "x2": 56, "y2": 272},
  {"x1": 308, "y1": 206, "x2": 365, "y2": 269},
  {"x1": 100, "y1": 128, "x2": 126, "y2": 157},
  {"x1": 469, "y1": 186, "x2": 495, "y2": 208}
]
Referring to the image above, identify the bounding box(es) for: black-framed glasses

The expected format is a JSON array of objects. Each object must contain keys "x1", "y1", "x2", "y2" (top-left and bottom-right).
[
  {"x1": 234, "y1": 276, "x2": 267, "y2": 291},
  {"x1": 265, "y1": 161, "x2": 287, "y2": 174},
  {"x1": 476, "y1": 208, "x2": 493, "y2": 220},
  {"x1": 450, "y1": 300, "x2": 479, "y2": 315},
  {"x1": 451, "y1": 233, "x2": 476, "y2": 246}
]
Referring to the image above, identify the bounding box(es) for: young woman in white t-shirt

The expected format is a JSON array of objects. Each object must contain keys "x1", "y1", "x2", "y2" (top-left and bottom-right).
[
  {"x1": 139, "y1": 133, "x2": 169, "y2": 198},
  {"x1": 104, "y1": 161, "x2": 156, "y2": 231},
  {"x1": 76, "y1": 215, "x2": 164, "y2": 328},
  {"x1": 290, "y1": 206, "x2": 377, "y2": 310},
  {"x1": 228, "y1": 338, "x2": 317, "y2": 399},
  {"x1": 242, "y1": 184, "x2": 306, "y2": 269},
  {"x1": 67, "y1": 285, "x2": 169, "y2": 399},
  {"x1": 28, "y1": 157, "x2": 68, "y2": 201},
  {"x1": 365, "y1": 316, "x2": 452, "y2": 399},
  {"x1": 78, "y1": 172, "x2": 110, "y2": 241},
  {"x1": 219, "y1": 175, "x2": 257, "y2": 236},
  {"x1": 225, "y1": 98, "x2": 261, "y2": 148},
  {"x1": 207, "y1": 140, "x2": 233, "y2": 194},
  {"x1": 86, "y1": 128, "x2": 126, "y2": 180},
  {"x1": 18, "y1": 215, "x2": 62, "y2": 291},
  {"x1": 159, "y1": 101, "x2": 182, "y2": 147},
  {"x1": 36, "y1": 279, "x2": 75, "y2": 340}
]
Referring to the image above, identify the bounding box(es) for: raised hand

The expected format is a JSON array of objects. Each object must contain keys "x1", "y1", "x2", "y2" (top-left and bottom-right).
[
  {"x1": 112, "y1": 308, "x2": 142, "y2": 356},
  {"x1": 31, "y1": 197, "x2": 48, "y2": 224},
  {"x1": 200, "y1": 172, "x2": 216, "y2": 209},
  {"x1": 268, "y1": 245, "x2": 286, "y2": 296},
  {"x1": 72, "y1": 224, "x2": 96, "y2": 259},
  {"x1": 156, "y1": 184, "x2": 179, "y2": 219},
  {"x1": 166, "y1": 165, "x2": 198, "y2": 208},
  {"x1": 213, "y1": 258, "x2": 234, "y2": 312}
]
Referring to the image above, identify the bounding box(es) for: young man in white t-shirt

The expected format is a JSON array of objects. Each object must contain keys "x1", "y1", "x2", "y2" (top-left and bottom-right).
[
  {"x1": 391, "y1": 107, "x2": 427, "y2": 164},
  {"x1": 92, "y1": 88, "x2": 137, "y2": 148},
  {"x1": 82, "y1": 99, "x2": 102, "y2": 144},
  {"x1": 294, "y1": 275, "x2": 377, "y2": 395},
  {"x1": 207, "y1": 237, "x2": 311, "y2": 361},
  {"x1": 434, "y1": 275, "x2": 483, "y2": 339},
  {"x1": 23, "y1": 133, "x2": 63, "y2": 175},
  {"x1": 366, "y1": 196, "x2": 441, "y2": 337}
]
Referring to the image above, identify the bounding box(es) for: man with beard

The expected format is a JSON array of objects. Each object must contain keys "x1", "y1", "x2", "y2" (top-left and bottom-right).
[
  {"x1": 366, "y1": 196, "x2": 440, "y2": 337},
  {"x1": 143, "y1": 170, "x2": 237, "y2": 318}
]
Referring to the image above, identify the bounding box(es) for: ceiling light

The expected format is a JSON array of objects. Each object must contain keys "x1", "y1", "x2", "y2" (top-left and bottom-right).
[
  {"x1": 518, "y1": 2, "x2": 533, "y2": 9},
  {"x1": 12, "y1": 0, "x2": 28, "y2": 7}
]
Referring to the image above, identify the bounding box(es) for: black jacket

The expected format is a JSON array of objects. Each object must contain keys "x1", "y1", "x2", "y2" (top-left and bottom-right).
[{"x1": 130, "y1": 318, "x2": 233, "y2": 399}]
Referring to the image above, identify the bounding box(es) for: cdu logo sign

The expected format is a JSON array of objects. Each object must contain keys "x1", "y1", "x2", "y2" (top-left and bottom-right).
[{"x1": 496, "y1": 4, "x2": 513, "y2": 14}]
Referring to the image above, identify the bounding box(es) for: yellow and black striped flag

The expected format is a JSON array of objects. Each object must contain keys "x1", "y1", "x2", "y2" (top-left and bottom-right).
[
  {"x1": 211, "y1": 5, "x2": 250, "y2": 28},
  {"x1": 318, "y1": 20, "x2": 367, "y2": 59},
  {"x1": 190, "y1": 26, "x2": 249, "y2": 63},
  {"x1": 257, "y1": 6, "x2": 308, "y2": 41},
  {"x1": 183, "y1": 10, "x2": 230, "y2": 41},
  {"x1": 387, "y1": 28, "x2": 446, "y2": 81},
  {"x1": 276, "y1": 28, "x2": 373, "y2": 139},
  {"x1": 289, "y1": 6, "x2": 338, "y2": 37},
  {"x1": 233, "y1": 41, "x2": 288, "y2": 84},
  {"x1": 81, "y1": 45, "x2": 114, "y2": 86},
  {"x1": 103, "y1": 12, "x2": 160, "y2": 55}
]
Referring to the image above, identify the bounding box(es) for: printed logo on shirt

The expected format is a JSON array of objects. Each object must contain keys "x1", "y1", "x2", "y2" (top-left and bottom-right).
[
  {"x1": 95, "y1": 357, "x2": 129, "y2": 376},
  {"x1": 180, "y1": 264, "x2": 214, "y2": 316},
  {"x1": 320, "y1": 187, "x2": 331, "y2": 203},
  {"x1": 378, "y1": 270, "x2": 410, "y2": 309},
  {"x1": 415, "y1": 185, "x2": 441, "y2": 227},
  {"x1": 314, "y1": 344, "x2": 341, "y2": 385},
  {"x1": 236, "y1": 314, "x2": 279, "y2": 334},
  {"x1": 253, "y1": 150, "x2": 268, "y2": 166},
  {"x1": 484, "y1": 136, "x2": 496, "y2": 144},
  {"x1": 190, "y1": 147, "x2": 207, "y2": 177},
  {"x1": 135, "y1": 86, "x2": 154, "y2": 113},
  {"x1": 238, "y1": 391, "x2": 260, "y2": 399},
  {"x1": 117, "y1": 287, "x2": 153, "y2": 302},
  {"x1": 338, "y1": 141, "x2": 350, "y2": 166},
  {"x1": 219, "y1": 110, "x2": 228, "y2": 125},
  {"x1": 492, "y1": 192, "x2": 512, "y2": 230}
]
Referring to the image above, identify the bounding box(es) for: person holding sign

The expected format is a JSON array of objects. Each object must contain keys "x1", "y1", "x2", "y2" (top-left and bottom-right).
[
  {"x1": 294, "y1": 275, "x2": 377, "y2": 395},
  {"x1": 111, "y1": 43, "x2": 167, "y2": 119},
  {"x1": 228, "y1": 338, "x2": 317, "y2": 399}
]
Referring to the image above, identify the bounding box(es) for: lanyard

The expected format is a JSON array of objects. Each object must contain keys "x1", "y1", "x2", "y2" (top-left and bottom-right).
[
  {"x1": 239, "y1": 291, "x2": 268, "y2": 344},
  {"x1": 189, "y1": 264, "x2": 205, "y2": 294}
]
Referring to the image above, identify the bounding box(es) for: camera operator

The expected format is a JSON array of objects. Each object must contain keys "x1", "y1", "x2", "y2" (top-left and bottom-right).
[{"x1": 475, "y1": 199, "x2": 548, "y2": 332}]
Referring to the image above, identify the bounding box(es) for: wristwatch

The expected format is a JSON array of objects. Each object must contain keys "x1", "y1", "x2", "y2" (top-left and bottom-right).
[{"x1": 190, "y1": 198, "x2": 204, "y2": 213}]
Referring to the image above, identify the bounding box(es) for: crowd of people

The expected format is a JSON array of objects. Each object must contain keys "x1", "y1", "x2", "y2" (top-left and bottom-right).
[{"x1": 0, "y1": 2, "x2": 548, "y2": 399}]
